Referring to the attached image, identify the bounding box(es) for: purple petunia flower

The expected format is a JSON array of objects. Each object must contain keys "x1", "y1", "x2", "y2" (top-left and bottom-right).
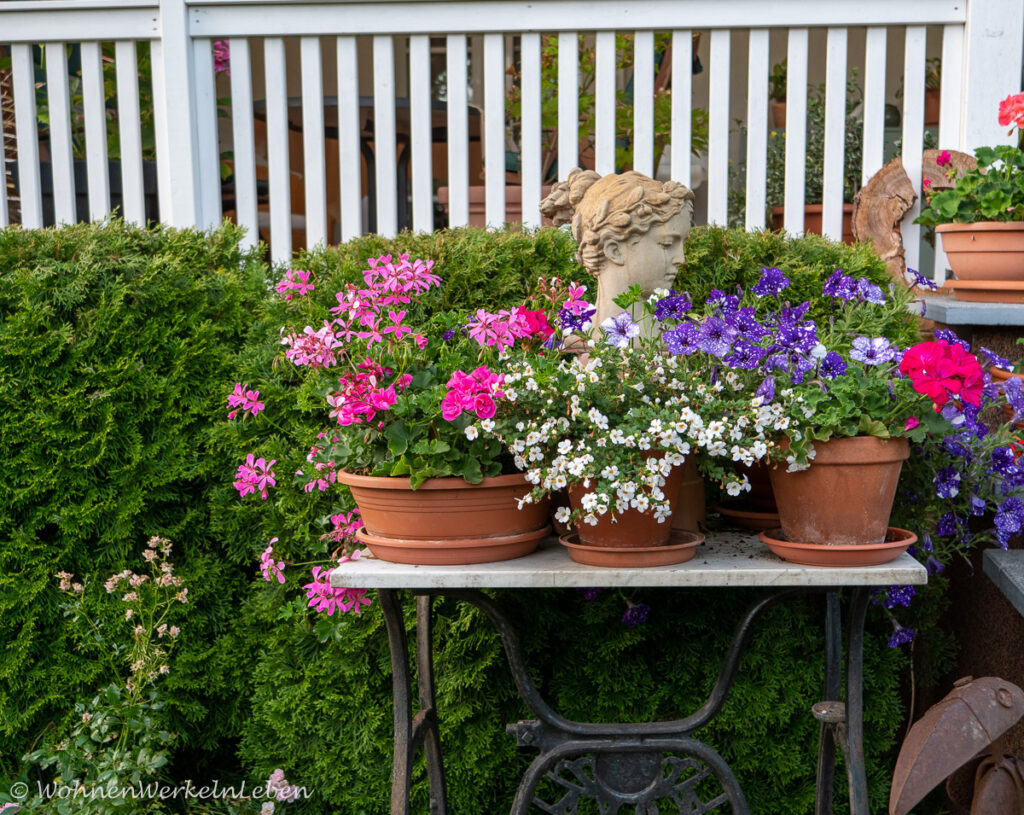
[
  {"x1": 577, "y1": 587, "x2": 604, "y2": 601},
  {"x1": 905, "y1": 267, "x2": 939, "y2": 291},
  {"x1": 888, "y1": 625, "x2": 916, "y2": 648},
  {"x1": 441, "y1": 328, "x2": 457, "y2": 341},
  {"x1": 725, "y1": 340, "x2": 767, "y2": 371},
  {"x1": 697, "y1": 317, "x2": 738, "y2": 358},
  {"x1": 1003, "y1": 377, "x2": 1024, "y2": 419},
  {"x1": 883, "y1": 585, "x2": 916, "y2": 609},
  {"x1": 933, "y1": 328, "x2": 971, "y2": 351},
  {"x1": 819, "y1": 352, "x2": 847, "y2": 379},
  {"x1": 936, "y1": 512, "x2": 958, "y2": 537},
  {"x1": 752, "y1": 266, "x2": 791, "y2": 297},
  {"x1": 559, "y1": 306, "x2": 596, "y2": 334},
  {"x1": 995, "y1": 497, "x2": 1024, "y2": 548},
  {"x1": 824, "y1": 269, "x2": 857, "y2": 301},
  {"x1": 755, "y1": 376, "x2": 776, "y2": 404},
  {"x1": 654, "y1": 291, "x2": 692, "y2": 321},
  {"x1": 601, "y1": 312, "x2": 640, "y2": 348},
  {"x1": 980, "y1": 347, "x2": 1013, "y2": 370},
  {"x1": 664, "y1": 323, "x2": 700, "y2": 355},
  {"x1": 731, "y1": 307, "x2": 772, "y2": 341},
  {"x1": 622, "y1": 602, "x2": 651, "y2": 628},
  {"x1": 933, "y1": 467, "x2": 962, "y2": 499},
  {"x1": 856, "y1": 278, "x2": 886, "y2": 305},
  {"x1": 926, "y1": 556, "x2": 946, "y2": 575},
  {"x1": 850, "y1": 336, "x2": 895, "y2": 366}
]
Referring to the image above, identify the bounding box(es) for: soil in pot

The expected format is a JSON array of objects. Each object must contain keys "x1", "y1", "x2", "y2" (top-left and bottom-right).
[{"x1": 768, "y1": 436, "x2": 909, "y2": 546}]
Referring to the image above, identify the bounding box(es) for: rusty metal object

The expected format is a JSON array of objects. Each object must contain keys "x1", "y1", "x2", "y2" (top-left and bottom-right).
[
  {"x1": 890, "y1": 676, "x2": 1024, "y2": 815},
  {"x1": 970, "y1": 753, "x2": 1024, "y2": 814}
]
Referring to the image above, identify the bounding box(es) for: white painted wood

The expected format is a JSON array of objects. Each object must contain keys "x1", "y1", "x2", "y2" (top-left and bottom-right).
[
  {"x1": 337, "y1": 36, "x2": 362, "y2": 240},
  {"x1": 45, "y1": 42, "x2": 77, "y2": 225},
  {"x1": 783, "y1": 28, "x2": 808, "y2": 236},
  {"x1": 445, "y1": 34, "x2": 470, "y2": 228},
  {"x1": 633, "y1": 30, "x2": 655, "y2": 178},
  {"x1": 330, "y1": 534, "x2": 927, "y2": 590},
  {"x1": 961, "y1": 0, "x2": 1024, "y2": 152},
  {"x1": 821, "y1": 27, "x2": 848, "y2": 242},
  {"x1": 557, "y1": 31, "x2": 578, "y2": 180},
  {"x1": 934, "y1": 23, "x2": 965, "y2": 286},
  {"x1": 520, "y1": 32, "x2": 542, "y2": 230},
  {"x1": 408, "y1": 35, "x2": 433, "y2": 233},
  {"x1": 2, "y1": 10, "x2": 158, "y2": 43},
  {"x1": 373, "y1": 35, "x2": 398, "y2": 237},
  {"x1": 900, "y1": 26, "x2": 926, "y2": 274},
  {"x1": 229, "y1": 38, "x2": 259, "y2": 248},
  {"x1": 3, "y1": 0, "x2": 156, "y2": 11},
  {"x1": 114, "y1": 40, "x2": 146, "y2": 225},
  {"x1": 745, "y1": 29, "x2": 769, "y2": 231},
  {"x1": 861, "y1": 26, "x2": 887, "y2": 187},
  {"x1": 706, "y1": 29, "x2": 730, "y2": 226},
  {"x1": 300, "y1": 36, "x2": 327, "y2": 247},
  {"x1": 11, "y1": 44, "x2": 42, "y2": 227},
  {"x1": 264, "y1": 37, "x2": 293, "y2": 261},
  {"x1": 594, "y1": 30, "x2": 616, "y2": 176},
  {"x1": 81, "y1": 42, "x2": 111, "y2": 222},
  {"x1": 192, "y1": 38, "x2": 222, "y2": 228},
  {"x1": 0, "y1": 94, "x2": 7, "y2": 228},
  {"x1": 188, "y1": 1, "x2": 966, "y2": 38},
  {"x1": 670, "y1": 29, "x2": 692, "y2": 188},
  {"x1": 152, "y1": 0, "x2": 199, "y2": 227},
  {"x1": 484, "y1": 32, "x2": 506, "y2": 227}
]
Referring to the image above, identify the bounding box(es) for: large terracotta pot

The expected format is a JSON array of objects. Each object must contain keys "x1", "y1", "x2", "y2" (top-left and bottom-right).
[
  {"x1": 338, "y1": 471, "x2": 550, "y2": 565},
  {"x1": 772, "y1": 101, "x2": 787, "y2": 128},
  {"x1": 937, "y1": 222, "x2": 1024, "y2": 293},
  {"x1": 990, "y1": 366, "x2": 1024, "y2": 429},
  {"x1": 768, "y1": 436, "x2": 910, "y2": 546},
  {"x1": 771, "y1": 204, "x2": 855, "y2": 244},
  {"x1": 437, "y1": 185, "x2": 553, "y2": 229},
  {"x1": 670, "y1": 457, "x2": 706, "y2": 534},
  {"x1": 568, "y1": 464, "x2": 686, "y2": 548}
]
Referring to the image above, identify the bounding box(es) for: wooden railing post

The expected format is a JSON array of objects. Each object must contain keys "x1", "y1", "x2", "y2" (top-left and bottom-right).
[{"x1": 961, "y1": 0, "x2": 1024, "y2": 152}]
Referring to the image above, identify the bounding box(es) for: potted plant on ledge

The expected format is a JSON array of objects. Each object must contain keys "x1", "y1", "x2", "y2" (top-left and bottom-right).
[{"x1": 915, "y1": 91, "x2": 1024, "y2": 302}]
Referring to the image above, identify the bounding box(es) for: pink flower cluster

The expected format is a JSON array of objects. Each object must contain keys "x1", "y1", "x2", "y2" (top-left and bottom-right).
[
  {"x1": 281, "y1": 323, "x2": 339, "y2": 369},
  {"x1": 275, "y1": 268, "x2": 315, "y2": 301},
  {"x1": 260, "y1": 538, "x2": 286, "y2": 584},
  {"x1": 441, "y1": 366, "x2": 504, "y2": 421},
  {"x1": 362, "y1": 253, "x2": 441, "y2": 301},
  {"x1": 234, "y1": 454, "x2": 277, "y2": 499},
  {"x1": 296, "y1": 444, "x2": 339, "y2": 492},
  {"x1": 327, "y1": 510, "x2": 364, "y2": 545},
  {"x1": 998, "y1": 91, "x2": 1024, "y2": 134},
  {"x1": 227, "y1": 382, "x2": 265, "y2": 419},
  {"x1": 302, "y1": 556, "x2": 371, "y2": 615},
  {"x1": 266, "y1": 769, "x2": 301, "y2": 803},
  {"x1": 466, "y1": 306, "x2": 554, "y2": 351},
  {"x1": 327, "y1": 360, "x2": 412, "y2": 426},
  {"x1": 212, "y1": 40, "x2": 230, "y2": 75}
]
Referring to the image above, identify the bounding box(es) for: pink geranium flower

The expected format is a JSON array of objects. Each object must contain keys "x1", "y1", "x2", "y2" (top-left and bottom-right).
[
  {"x1": 226, "y1": 382, "x2": 265, "y2": 419},
  {"x1": 998, "y1": 91, "x2": 1024, "y2": 133},
  {"x1": 234, "y1": 454, "x2": 277, "y2": 499},
  {"x1": 302, "y1": 558, "x2": 372, "y2": 615},
  {"x1": 260, "y1": 539, "x2": 286, "y2": 584}
]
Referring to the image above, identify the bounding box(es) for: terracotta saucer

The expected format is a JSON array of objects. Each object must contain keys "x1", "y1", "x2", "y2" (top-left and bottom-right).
[
  {"x1": 714, "y1": 502, "x2": 781, "y2": 531},
  {"x1": 558, "y1": 529, "x2": 704, "y2": 567},
  {"x1": 758, "y1": 527, "x2": 917, "y2": 567},
  {"x1": 356, "y1": 525, "x2": 550, "y2": 566},
  {"x1": 944, "y1": 279, "x2": 1024, "y2": 303}
]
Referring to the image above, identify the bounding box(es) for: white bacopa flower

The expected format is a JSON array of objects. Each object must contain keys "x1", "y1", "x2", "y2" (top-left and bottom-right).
[
  {"x1": 554, "y1": 506, "x2": 572, "y2": 524},
  {"x1": 464, "y1": 425, "x2": 479, "y2": 440},
  {"x1": 601, "y1": 465, "x2": 619, "y2": 480},
  {"x1": 726, "y1": 481, "x2": 743, "y2": 497},
  {"x1": 751, "y1": 440, "x2": 768, "y2": 459}
]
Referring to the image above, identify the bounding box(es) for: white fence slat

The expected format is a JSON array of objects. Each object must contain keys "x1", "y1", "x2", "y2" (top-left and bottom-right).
[
  {"x1": 783, "y1": 28, "x2": 808, "y2": 236},
  {"x1": 484, "y1": 32, "x2": 505, "y2": 227},
  {"x1": 934, "y1": 23, "x2": 965, "y2": 286},
  {"x1": 3, "y1": 9, "x2": 157, "y2": 43},
  {"x1": 445, "y1": 34, "x2": 470, "y2": 227},
  {"x1": 300, "y1": 36, "x2": 327, "y2": 247},
  {"x1": 670, "y1": 29, "x2": 692, "y2": 188},
  {"x1": 745, "y1": 29, "x2": 769, "y2": 231},
  {"x1": 633, "y1": 30, "x2": 655, "y2": 178},
  {"x1": 114, "y1": 40, "x2": 146, "y2": 225},
  {"x1": 408, "y1": 34, "x2": 433, "y2": 233},
  {"x1": 11, "y1": 44, "x2": 42, "y2": 227},
  {"x1": 900, "y1": 25, "x2": 926, "y2": 274},
  {"x1": 520, "y1": 32, "x2": 542, "y2": 229},
  {"x1": 264, "y1": 37, "x2": 292, "y2": 261},
  {"x1": 821, "y1": 27, "x2": 848, "y2": 242},
  {"x1": 372, "y1": 35, "x2": 398, "y2": 237},
  {"x1": 557, "y1": 31, "x2": 578, "y2": 179},
  {"x1": 0, "y1": 94, "x2": 7, "y2": 228},
  {"x1": 337, "y1": 35, "x2": 362, "y2": 240},
  {"x1": 229, "y1": 38, "x2": 259, "y2": 248},
  {"x1": 594, "y1": 30, "x2": 616, "y2": 175},
  {"x1": 861, "y1": 26, "x2": 887, "y2": 186},
  {"x1": 192, "y1": 38, "x2": 221, "y2": 228},
  {"x1": 962, "y1": 0, "x2": 1024, "y2": 152},
  {"x1": 706, "y1": 29, "x2": 730, "y2": 226},
  {"x1": 81, "y1": 41, "x2": 111, "y2": 221},
  {"x1": 45, "y1": 42, "x2": 77, "y2": 225}
]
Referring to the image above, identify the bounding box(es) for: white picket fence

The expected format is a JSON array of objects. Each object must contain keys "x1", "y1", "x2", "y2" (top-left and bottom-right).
[{"x1": 1, "y1": 0, "x2": 1023, "y2": 281}]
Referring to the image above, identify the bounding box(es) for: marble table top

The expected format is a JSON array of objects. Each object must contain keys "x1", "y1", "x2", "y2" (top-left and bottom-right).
[
  {"x1": 983, "y1": 549, "x2": 1024, "y2": 618},
  {"x1": 330, "y1": 531, "x2": 928, "y2": 590}
]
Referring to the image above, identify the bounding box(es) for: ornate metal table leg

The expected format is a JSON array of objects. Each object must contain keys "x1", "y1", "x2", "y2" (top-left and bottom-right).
[
  {"x1": 814, "y1": 591, "x2": 842, "y2": 815},
  {"x1": 844, "y1": 587, "x2": 870, "y2": 815},
  {"x1": 378, "y1": 589, "x2": 448, "y2": 815}
]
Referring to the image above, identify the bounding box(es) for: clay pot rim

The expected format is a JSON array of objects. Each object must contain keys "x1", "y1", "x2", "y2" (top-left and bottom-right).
[
  {"x1": 759, "y1": 526, "x2": 917, "y2": 550},
  {"x1": 559, "y1": 529, "x2": 705, "y2": 553},
  {"x1": 989, "y1": 365, "x2": 1024, "y2": 381},
  {"x1": 780, "y1": 435, "x2": 910, "y2": 465},
  {"x1": 337, "y1": 470, "x2": 529, "y2": 491},
  {"x1": 357, "y1": 524, "x2": 551, "y2": 549},
  {"x1": 935, "y1": 221, "x2": 1024, "y2": 233}
]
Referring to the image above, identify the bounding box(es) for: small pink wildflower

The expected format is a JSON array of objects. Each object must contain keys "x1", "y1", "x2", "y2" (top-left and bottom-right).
[
  {"x1": 302, "y1": 557, "x2": 372, "y2": 616},
  {"x1": 260, "y1": 538, "x2": 287, "y2": 584},
  {"x1": 169, "y1": 625, "x2": 180, "y2": 638},
  {"x1": 56, "y1": 571, "x2": 73, "y2": 591},
  {"x1": 267, "y1": 769, "x2": 301, "y2": 803},
  {"x1": 234, "y1": 454, "x2": 277, "y2": 499},
  {"x1": 227, "y1": 383, "x2": 266, "y2": 419},
  {"x1": 274, "y1": 269, "x2": 315, "y2": 301}
]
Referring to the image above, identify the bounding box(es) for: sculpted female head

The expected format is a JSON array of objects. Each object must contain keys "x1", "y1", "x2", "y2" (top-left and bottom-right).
[{"x1": 539, "y1": 168, "x2": 695, "y2": 301}]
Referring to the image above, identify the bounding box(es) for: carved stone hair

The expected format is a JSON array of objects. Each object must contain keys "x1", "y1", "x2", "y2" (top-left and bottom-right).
[{"x1": 539, "y1": 168, "x2": 695, "y2": 275}]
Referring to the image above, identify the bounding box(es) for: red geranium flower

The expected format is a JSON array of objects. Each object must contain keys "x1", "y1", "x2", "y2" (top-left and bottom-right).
[
  {"x1": 899, "y1": 340, "x2": 985, "y2": 411},
  {"x1": 998, "y1": 91, "x2": 1024, "y2": 133}
]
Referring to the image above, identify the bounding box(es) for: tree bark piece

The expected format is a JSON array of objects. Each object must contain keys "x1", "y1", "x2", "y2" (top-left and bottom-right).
[
  {"x1": 852, "y1": 157, "x2": 917, "y2": 282},
  {"x1": 923, "y1": 148, "x2": 976, "y2": 191}
]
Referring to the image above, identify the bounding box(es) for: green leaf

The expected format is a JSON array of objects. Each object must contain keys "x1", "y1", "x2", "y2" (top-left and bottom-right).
[
  {"x1": 979, "y1": 189, "x2": 1012, "y2": 220},
  {"x1": 857, "y1": 414, "x2": 890, "y2": 438},
  {"x1": 384, "y1": 421, "x2": 413, "y2": 456},
  {"x1": 461, "y1": 456, "x2": 483, "y2": 484}
]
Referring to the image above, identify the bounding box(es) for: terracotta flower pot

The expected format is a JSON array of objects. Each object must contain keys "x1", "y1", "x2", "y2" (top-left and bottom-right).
[
  {"x1": 990, "y1": 366, "x2": 1024, "y2": 429},
  {"x1": 567, "y1": 463, "x2": 686, "y2": 549},
  {"x1": 937, "y1": 223, "x2": 1024, "y2": 300},
  {"x1": 768, "y1": 436, "x2": 910, "y2": 546},
  {"x1": 770, "y1": 204, "x2": 856, "y2": 244},
  {"x1": 772, "y1": 100, "x2": 787, "y2": 128},
  {"x1": 337, "y1": 471, "x2": 550, "y2": 565},
  {"x1": 670, "y1": 456, "x2": 706, "y2": 534}
]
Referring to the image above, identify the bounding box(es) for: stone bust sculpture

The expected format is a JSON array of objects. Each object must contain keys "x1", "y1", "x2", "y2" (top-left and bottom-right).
[{"x1": 539, "y1": 168, "x2": 695, "y2": 331}]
